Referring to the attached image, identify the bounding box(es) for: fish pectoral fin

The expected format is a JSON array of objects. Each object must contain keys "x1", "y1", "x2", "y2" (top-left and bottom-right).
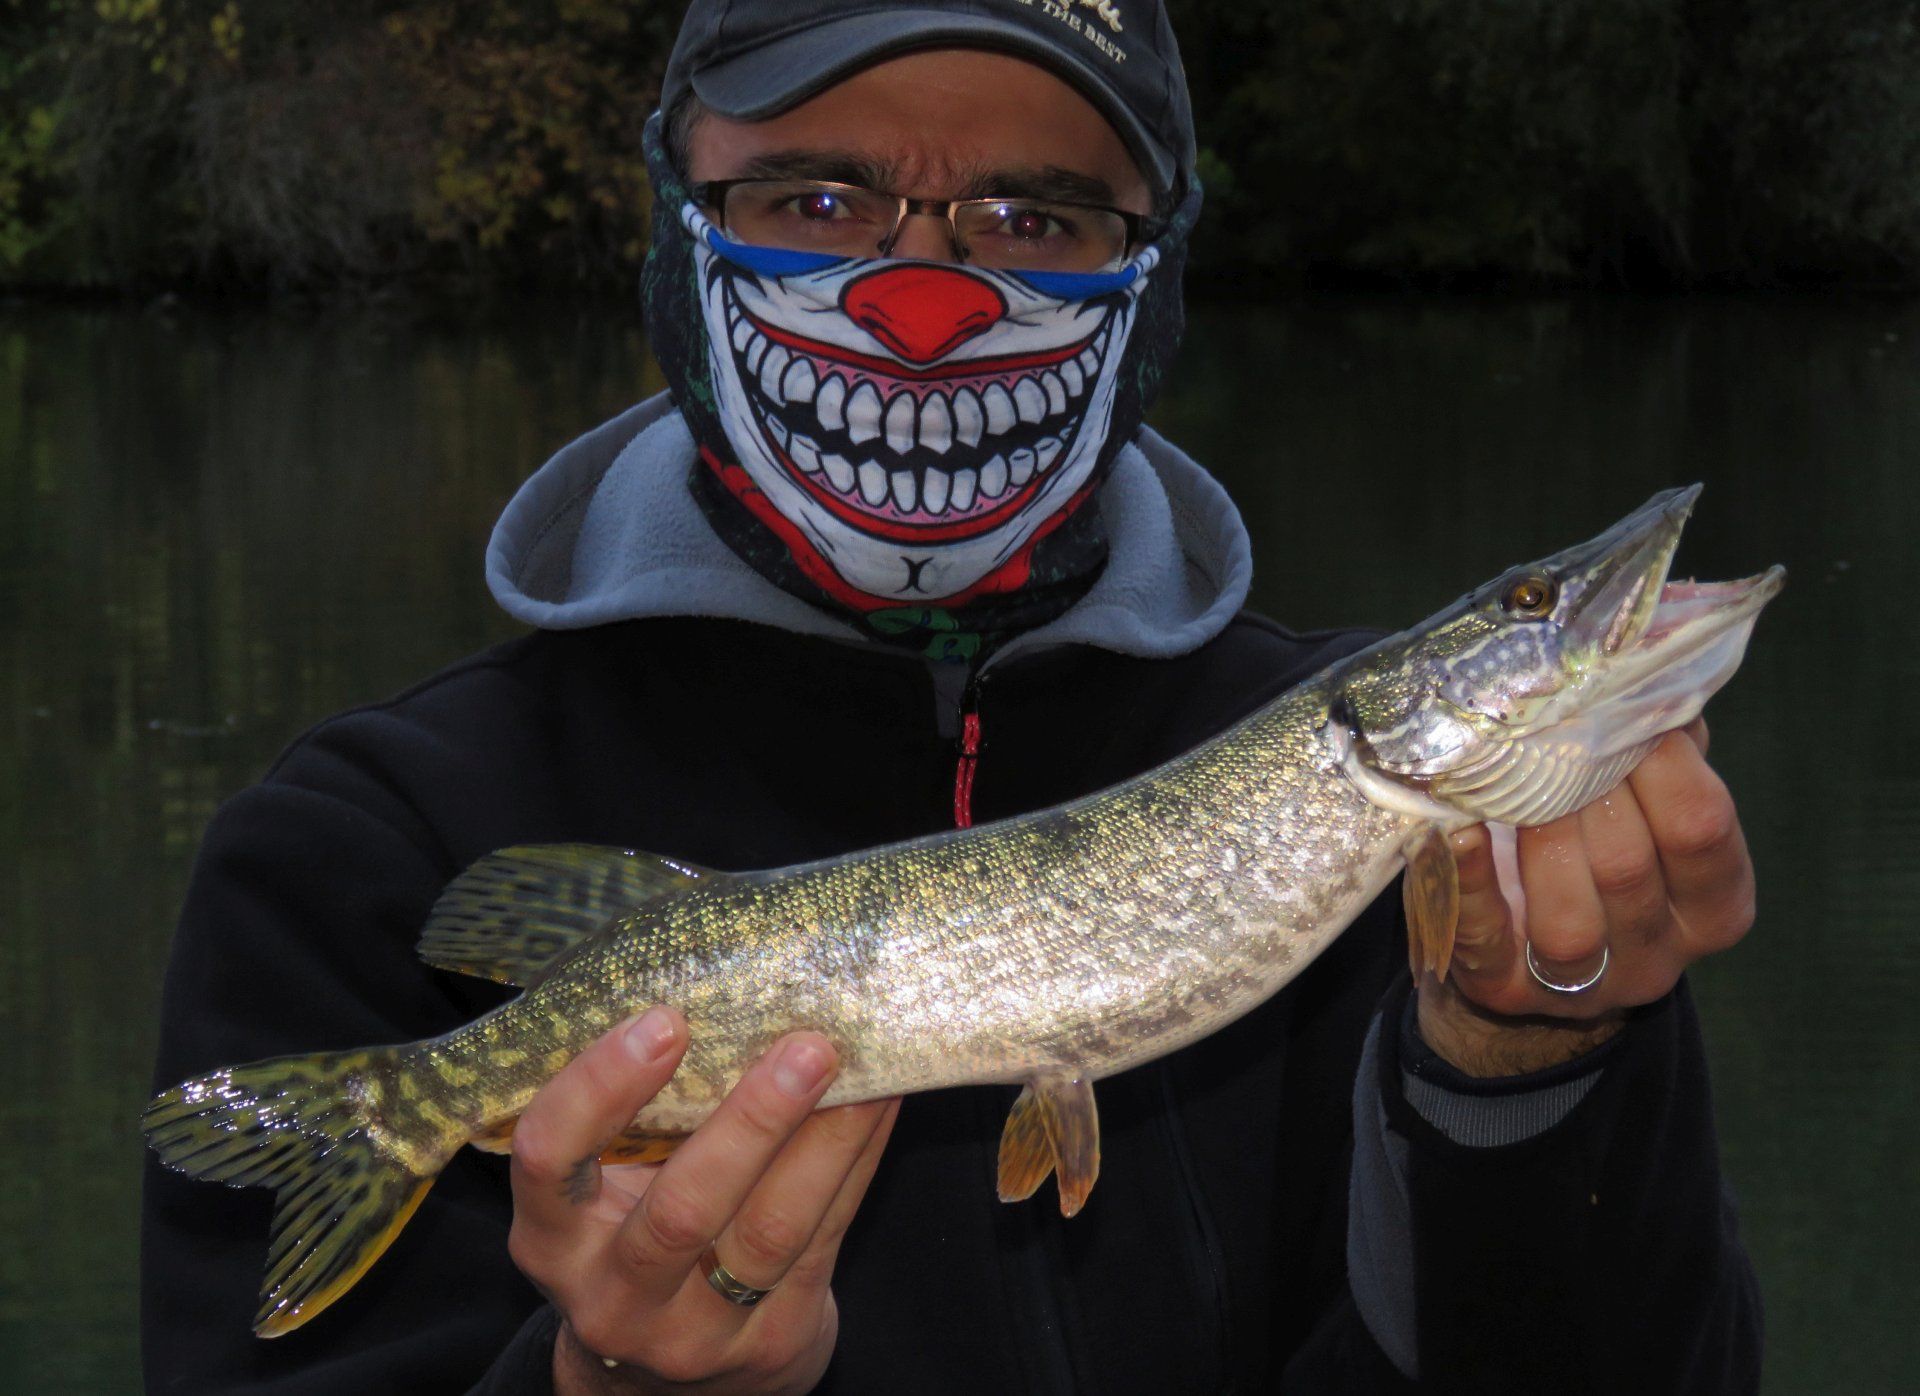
[
  {"x1": 1402, "y1": 824, "x2": 1460, "y2": 983},
  {"x1": 419, "y1": 843, "x2": 728, "y2": 987},
  {"x1": 997, "y1": 1074, "x2": 1101, "y2": 1218}
]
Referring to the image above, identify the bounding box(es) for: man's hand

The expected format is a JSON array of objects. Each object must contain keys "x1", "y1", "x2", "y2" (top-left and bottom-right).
[
  {"x1": 1418, "y1": 720, "x2": 1756, "y2": 1077},
  {"x1": 506, "y1": 1007, "x2": 899, "y2": 1394}
]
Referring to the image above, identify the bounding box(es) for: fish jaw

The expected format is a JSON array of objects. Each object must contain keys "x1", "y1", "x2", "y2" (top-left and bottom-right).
[
  {"x1": 1559, "y1": 483, "x2": 1698, "y2": 660},
  {"x1": 1548, "y1": 483, "x2": 1786, "y2": 754},
  {"x1": 1332, "y1": 487, "x2": 1784, "y2": 829},
  {"x1": 1549, "y1": 567, "x2": 1786, "y2": 764}
]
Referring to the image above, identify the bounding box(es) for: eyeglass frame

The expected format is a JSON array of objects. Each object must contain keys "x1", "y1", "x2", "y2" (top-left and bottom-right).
[{"x1": 691, "y1": 177, "x2": 1164, "y2": 268}]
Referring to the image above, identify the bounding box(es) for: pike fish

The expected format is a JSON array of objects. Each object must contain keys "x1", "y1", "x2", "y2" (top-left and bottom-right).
[{"x1": 145, "y1": 486, "x2": 1783, "y2": 1336}]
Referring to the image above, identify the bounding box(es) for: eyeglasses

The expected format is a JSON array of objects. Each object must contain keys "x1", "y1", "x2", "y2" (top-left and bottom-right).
[{"x1": 693, "y1": 179, "x2": 1158, "y2": 274}]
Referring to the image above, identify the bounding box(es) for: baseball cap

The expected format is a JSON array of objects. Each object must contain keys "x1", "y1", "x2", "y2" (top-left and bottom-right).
[{"x1": 659, "y1": 1, "x2": 1196, "y2": 194}]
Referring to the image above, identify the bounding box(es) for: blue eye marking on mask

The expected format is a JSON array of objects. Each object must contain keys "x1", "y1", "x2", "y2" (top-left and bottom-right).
[
  {"x1": 703, "y1": 229, "x2": 850, "y2": 277},
  {"x1": 702, "y1": 226, "x2": 1141, "y2": 300},
  {"x1": 1007, "y1": 265, "x2": 1140, "y2": 298}
]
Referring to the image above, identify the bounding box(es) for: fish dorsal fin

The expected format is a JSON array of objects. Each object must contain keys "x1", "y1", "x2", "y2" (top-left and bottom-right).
[{"x1": 418, "y1": 843, "x2": 722, "y2": 987}]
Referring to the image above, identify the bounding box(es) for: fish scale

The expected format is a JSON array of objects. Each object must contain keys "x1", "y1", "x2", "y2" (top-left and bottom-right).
[{"x1": 143, "y1": 485, "x2": 1782, "y2": 1337}]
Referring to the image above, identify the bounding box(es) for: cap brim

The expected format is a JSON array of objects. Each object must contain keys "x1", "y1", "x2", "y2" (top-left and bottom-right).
[{"x1": 689, "y1": 10, "x2": 1176, "y2": 192}]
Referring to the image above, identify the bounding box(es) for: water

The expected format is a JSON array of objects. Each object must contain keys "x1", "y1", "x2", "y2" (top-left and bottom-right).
[{"x1": 2, "y1": 293, "x2": 1914, "y2": 1392}]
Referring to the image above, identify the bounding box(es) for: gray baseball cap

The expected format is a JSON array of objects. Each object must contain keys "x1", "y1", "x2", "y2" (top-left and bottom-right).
[{"x1": 659, "y1": 0, "x2": 1195, "y2": 194}]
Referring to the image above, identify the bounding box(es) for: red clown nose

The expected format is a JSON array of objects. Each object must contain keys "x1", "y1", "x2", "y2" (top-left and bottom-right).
[{"x1": 841, "y1": 265, "x2": 1008, "y2": 365}]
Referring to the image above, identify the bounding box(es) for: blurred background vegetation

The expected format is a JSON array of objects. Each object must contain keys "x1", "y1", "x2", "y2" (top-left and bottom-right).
[{"x1": 2, "y1": 0, "x2": 1919, "y2": 293}]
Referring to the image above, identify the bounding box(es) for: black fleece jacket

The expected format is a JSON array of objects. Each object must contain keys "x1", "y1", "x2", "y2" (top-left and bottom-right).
[{"x1": 140, "y1": 614, "x2": 1762, "y2": 1394}]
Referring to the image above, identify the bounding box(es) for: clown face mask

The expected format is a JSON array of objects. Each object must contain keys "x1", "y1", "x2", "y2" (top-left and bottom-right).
[
  {"x1": 692, "y1": 209, "x2": 1162, "y2": 602},
  {"x1": 642, "y1": 114, "x2": 1198, "y2": 650}
]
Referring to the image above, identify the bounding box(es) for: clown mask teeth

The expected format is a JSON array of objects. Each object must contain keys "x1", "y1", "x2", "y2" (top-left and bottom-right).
[
  {"x1": 730, "y1": 304, "x2": 1109, "y2": 494},
  {"x1": 692, "y1": 224, "x2": 1160, "y2": 602}
]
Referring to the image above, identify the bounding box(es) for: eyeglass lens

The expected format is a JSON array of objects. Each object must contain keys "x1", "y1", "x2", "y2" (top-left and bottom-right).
[{"x1": 719, "y1": 181, "x2": 1130, "y2": 273}]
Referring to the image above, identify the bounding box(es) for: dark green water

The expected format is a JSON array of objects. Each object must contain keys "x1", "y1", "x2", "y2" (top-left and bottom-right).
[{"x1": 2, "y1": 294, "x2": 1914, "y2": 1392}]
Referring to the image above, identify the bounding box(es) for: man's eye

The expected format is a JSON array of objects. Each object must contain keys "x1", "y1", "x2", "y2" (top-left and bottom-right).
[
  {"x1": 993, "y1": 205, "x2": 1069, "y2": 241},
  {"x1": 792, "y1": 192, "x2": 845, "y2": 221},
  {"x1": 1005, "y1": 208, "x2": 1055, "y2": 240}
]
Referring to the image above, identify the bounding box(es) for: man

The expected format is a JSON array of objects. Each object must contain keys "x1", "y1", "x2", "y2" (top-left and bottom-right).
[{"x1": 142, "y1": 2, "x2": 1764, "y2": 1392}]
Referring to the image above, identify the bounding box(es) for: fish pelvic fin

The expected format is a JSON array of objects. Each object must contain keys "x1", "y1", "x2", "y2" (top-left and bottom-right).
[
  {"x1": 144, "y1": 1045, "x2": 454, "y2": 1337},
  {"x1": 1402, "y1": 825, "x2": 1460, "y2": 983},
  {"x1": 600, "y1": 1124, "x2": 689, "y2": 1166},
  {"x1": 468, "y1": 1113, "x2": 687, "y2": 1166},
  {"x1": 418, "y1": 843, "x2": 724, "y2": 986},
  {"x1": 997, "y1": 1074, "x2": 1101, "y2": 1218}
]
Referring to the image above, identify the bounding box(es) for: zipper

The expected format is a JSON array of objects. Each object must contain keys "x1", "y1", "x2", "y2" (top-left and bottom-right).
[
  {"x1": 952, "y1": 670, "x2": 987, "y2": 828},
  {"x1": 952, "y1": 668, "x2": 1079, "y2": 1389}
]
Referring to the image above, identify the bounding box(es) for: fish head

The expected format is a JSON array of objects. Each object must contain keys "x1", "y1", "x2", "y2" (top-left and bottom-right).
[{"x1": 1328, "y1": 486, "x2": 1785, "y2": 827}]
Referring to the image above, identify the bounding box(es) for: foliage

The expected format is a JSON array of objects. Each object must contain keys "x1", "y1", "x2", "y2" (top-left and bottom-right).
[
  {"x1": 1, "y1": 0, "x2": 1918, "y2": 290},
  {"x1": 6, "y1": 0, "x2": 674, "y2": 288},
  {"x1": 383, "y1": 1, "x2": 675, "y2": 283},
  {"x1": 45, "y1": 1, "x2": 438, "y2": 285},
  {"x1": 0, "y1": 1, "x2": 80, "y2": 274},
  {"x1": 1177, "y1": 0, "x2": 1920, "y2": 286}
]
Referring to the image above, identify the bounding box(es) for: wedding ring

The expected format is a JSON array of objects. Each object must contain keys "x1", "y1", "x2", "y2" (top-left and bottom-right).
[
  {"x1": 1525, "y1": 941, "x2": 1610, "y2": 995},
  {"x1": 701, "y1": 1245, "x2": 775, "y2": 1307}
]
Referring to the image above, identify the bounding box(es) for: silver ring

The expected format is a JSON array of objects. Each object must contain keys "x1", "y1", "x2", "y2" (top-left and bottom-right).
[
  {"x1": 1525, "y1": 941, "x2": 1610, "y2": 995},
  {"x1": 701, "y1": 1245, "x2": 774, "y2": 1308}
]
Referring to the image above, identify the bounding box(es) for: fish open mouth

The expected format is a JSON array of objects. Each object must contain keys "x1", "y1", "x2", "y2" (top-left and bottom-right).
[
  {"x1": 1591, "y1": 570, "x2": 1785, "y2": 743},
  {"x1": 1638, "y1": 576, "x2": 1780, "y2": 647},
  {"x1": 1561, "y1": 486, "x2": 1786, "y2": 752},
  {"x1": 721, "y1": 280, "x2": 1112, "y2": 543}
]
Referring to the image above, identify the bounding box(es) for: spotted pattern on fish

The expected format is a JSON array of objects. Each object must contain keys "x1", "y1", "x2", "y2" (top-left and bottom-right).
[{"x1": 388, "y1": 681, "x2": 1406, "y2": 1141}]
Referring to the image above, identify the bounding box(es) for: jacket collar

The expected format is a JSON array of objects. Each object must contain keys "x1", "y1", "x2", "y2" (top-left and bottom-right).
[{"x1": 486, "y1": 393, "x2": 1251, "y2": 667}]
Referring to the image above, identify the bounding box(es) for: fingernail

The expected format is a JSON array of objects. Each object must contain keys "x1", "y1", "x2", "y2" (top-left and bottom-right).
[
  {"x1": 771, "y1": 1036, "x2": 833, "y2": 1098},
  {"x1": 624, "y1": 1007, "x2": 677, "y2": 1062}
]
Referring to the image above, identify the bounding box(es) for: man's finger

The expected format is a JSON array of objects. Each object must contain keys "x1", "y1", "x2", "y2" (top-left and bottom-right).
[
  {"x1": 1516, "y1": 814, "x2": 1610, "y2": 987},
  {"x1": 1630, "y1": 731, "x2": 1756, "y2": 955},
  {"x1": 711, "y1": 1097, "x2": 894, "y2": 1295},
  {"x1": 1447, "y1": 826, "x2": 1517, "y2": 983},
  {"x1": 612, "y1": 1032, "x2": 840, "y2": 1304},
  {"x1": 509, "y1": 1007, "x2": 687, "y2": 1245},
  {"x1": 739, "y1": 1094, "x2": 901, "y2": 1363},
  {"x1": 1682, "y1": 716, "x2": 1710, "y2": 757},
  {"x1": 1576, "y1": 785, "x2": 1668, "y2": 952},
  {"x1": 786, "y1": 1096, "x2": 900, "y2": 1290}
]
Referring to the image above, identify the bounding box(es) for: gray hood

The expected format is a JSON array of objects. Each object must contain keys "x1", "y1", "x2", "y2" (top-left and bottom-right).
[{"x1": 487, "y1": 393, "x2": 1251, "y2": 667}]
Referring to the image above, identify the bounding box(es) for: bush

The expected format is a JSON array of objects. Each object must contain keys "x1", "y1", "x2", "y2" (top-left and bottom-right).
[{"x1": 8, "y1": 0, "x2": 674, "y2": 289}]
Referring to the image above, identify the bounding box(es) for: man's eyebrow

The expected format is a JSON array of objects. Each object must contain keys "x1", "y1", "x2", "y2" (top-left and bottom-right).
[
  {"x1": 954, "y1": 166, "x2": 1120, "y2": 207},
  {"x1": 725, "y1": 149, "x2": 896, "y2": 187}
]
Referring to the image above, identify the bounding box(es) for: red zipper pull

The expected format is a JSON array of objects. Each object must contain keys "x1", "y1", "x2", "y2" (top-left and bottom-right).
[{"x1": 953, "y1": 709, "x2": 982, "y2": 828}]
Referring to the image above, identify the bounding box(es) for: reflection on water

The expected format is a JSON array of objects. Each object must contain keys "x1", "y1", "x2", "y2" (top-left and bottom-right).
[{"x1": 1, "y1": 294, "x2": 1914, "y2": 1393}]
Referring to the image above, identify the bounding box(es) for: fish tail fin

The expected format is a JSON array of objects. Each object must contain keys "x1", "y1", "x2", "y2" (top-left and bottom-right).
[{"x1": 144, "y1": 1045, "x2": 450, "y2": 1337}]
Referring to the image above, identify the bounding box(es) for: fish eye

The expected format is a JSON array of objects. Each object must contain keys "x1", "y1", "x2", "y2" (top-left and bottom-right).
[{"x1": 1501, "y1": 574, "x2": 1557, "y2": 619}]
